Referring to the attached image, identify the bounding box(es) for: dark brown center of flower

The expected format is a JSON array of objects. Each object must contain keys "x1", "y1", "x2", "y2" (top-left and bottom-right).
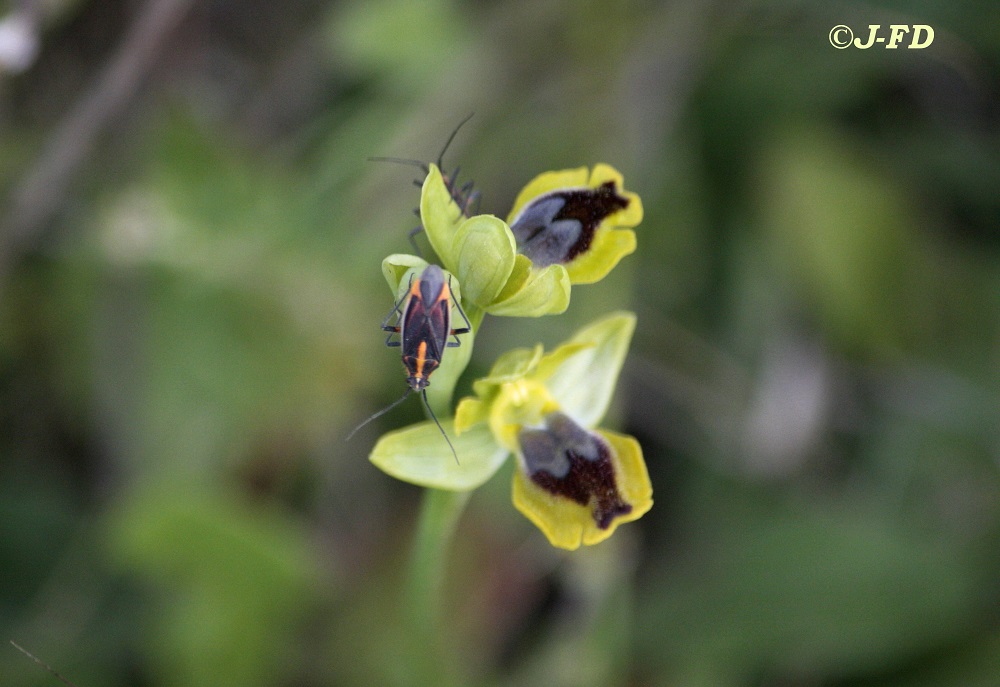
[
  {"x1": 519, "y1": 412, "x2": 632, "y2": 529},
  {"x1": 510, "y1": 181, "x2": 630, "y2": 267}
]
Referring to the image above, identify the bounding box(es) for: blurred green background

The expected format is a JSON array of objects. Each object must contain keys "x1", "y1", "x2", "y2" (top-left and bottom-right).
[{"x1": 2, "y1": 0, "x2": 998, "y2": 685}]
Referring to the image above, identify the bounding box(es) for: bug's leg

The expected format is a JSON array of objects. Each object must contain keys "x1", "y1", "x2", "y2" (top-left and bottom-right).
[
  {"x1": 381, "y1": 275, "x2": 412, "y2": 346},
  {"x1": 457, "y1": 180, "x2": 475, "y2": 205},
  {"x1": 447, "y1": 276, "x2": 472, "y2": 346},
  {"x1": 407, "y1": 224, "x2": 425, "y2": 257},
  {"x1": 456, "y1": 182, "x2": 479, "y2": 217},
  {"x1": 466, "y1": 189, "x2": 482, "y2": 215},
  {"x1": 381, "y1": 300, "x2": 405, "y2": 332}
]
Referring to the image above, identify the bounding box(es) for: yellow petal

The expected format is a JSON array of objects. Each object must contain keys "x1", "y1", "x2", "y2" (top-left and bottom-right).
[
  {"x1": 563, "y1": 227, "x2": 636, "y2": 284},
  {"x1": 488, "y1": 379, "x2": 557, "y2": 452},
  {"x1": 511, "y1": 425, "x2": 652, "y2": 550},
  {"x1": 555, "y1": 165, "x2": 641, "y2": 284},
  {"x1": 504, "y1": 165, "x2": 640, "y2": 279},
  {"x1": 506, "y1": 167, "x2": 590, "y2": 224},
  {"x1": 454, "y1": 397, "x2": 487, "y2": 435}
]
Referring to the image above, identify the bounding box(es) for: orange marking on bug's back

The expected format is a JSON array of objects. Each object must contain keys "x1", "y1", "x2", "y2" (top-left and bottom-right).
[
  {"x1": 437, "y1": 282, "x2": 452, "y2": 305},
  {"x1": 409, "y1": 277, "x2": 422, "y2": 299},
  {"x1": 414, "y1": 340, "x2": 428, "y2": 379}
]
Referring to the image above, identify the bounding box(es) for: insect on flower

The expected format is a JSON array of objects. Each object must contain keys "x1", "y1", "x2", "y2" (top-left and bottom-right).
[
  {"x1": 370, "y1": 114, "x2": 481, "y2": 253},
  {"x1": 346, "y1": 264, "x2": 471, "y2": 462}
]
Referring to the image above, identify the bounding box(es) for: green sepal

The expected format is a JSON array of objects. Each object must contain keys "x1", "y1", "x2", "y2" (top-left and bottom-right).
[
  {"x1": 420, "y1": 164, "x2": 463, "y2": 270},
  {"x1": 472, "y1": 344, "x2": 544, "y2": 391},
  {"x1": 370, "y1": 420, "x2": 511, "y2": 491},
  {"x1": 486, "y1": 256, "x2": 571, "y2": 317},
  {"x1": 539, "y1": 311, "x2": 635, "y2": 428},
  {"x1": 382, "y1": 253, "x2": 428, "y2": 297},
  {"x1": 380, "y1": 253, "x2": 467, "y2": 307},
  {"x1": 453, "y1": 215, "x2": 516, "y2": 308}
]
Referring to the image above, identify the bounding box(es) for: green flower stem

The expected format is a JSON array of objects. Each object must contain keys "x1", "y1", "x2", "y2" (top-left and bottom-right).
[
  {"x1": 402, "y1": 303, "x2": 484, "y2": 685},
  {"x1": 406, "y1": 487, "x2": 470, "y2": 636}
]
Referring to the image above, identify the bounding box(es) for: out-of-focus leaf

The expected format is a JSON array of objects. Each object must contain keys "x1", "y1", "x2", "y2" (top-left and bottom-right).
[
  {"x1": 758, "y1": 127, "x2": 934, "y2": 351},
  {"x1": 329, "y1": 0, "x2": 466, "y2": 85},
  {"x1": 636, "y1": 486, "x2": 979, "y2": 684},
  {"x1": 107, "y1": 483, "x2": 325, "y2": 687}
]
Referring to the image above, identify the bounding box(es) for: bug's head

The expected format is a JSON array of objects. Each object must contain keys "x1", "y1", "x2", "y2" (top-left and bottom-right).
[
  {"x1": 407, "y1": 373, "x2": 431, "y2": 392},
  {"x1": 404, "y1": 355, "x2": 439, "y2": 392}
]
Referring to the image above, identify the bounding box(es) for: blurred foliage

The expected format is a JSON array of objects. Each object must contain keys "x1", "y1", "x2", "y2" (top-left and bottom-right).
[{"x1": 1, "y1": 0, "x2": 998, "y2": 686}]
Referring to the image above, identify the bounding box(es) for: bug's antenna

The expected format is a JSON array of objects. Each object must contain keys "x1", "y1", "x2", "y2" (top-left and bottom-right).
[
  {"x1": 420, "y1": 389, "x2": 459, "y2": 464},
  {"x1": 367, "y1": 155, "x2": 429, "y2": 171},
  {"x1": 345, "y1": 388, "x2": 413, "y2": 443},
  {"x1": 10, "y1": 641, "x2": 81, "y2": 687},
  {"x1": 369, "y1": 112, "x2": 474, "y2": 172},
  {"x1": 436, "y1": 112, "x2": 475, "y2": 170}
]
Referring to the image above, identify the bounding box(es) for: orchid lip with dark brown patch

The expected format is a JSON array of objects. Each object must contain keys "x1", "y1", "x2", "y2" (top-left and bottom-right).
[
  {"x1": 509, "y1": 181, "x2": 630, "y2": 268},
  {"x1": 519, "y1": 412, "x2": 632, "y2": 529}
]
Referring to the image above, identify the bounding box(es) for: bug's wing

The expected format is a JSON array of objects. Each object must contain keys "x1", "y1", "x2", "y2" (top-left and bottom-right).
[{"x1": 404, "y1": 299, "x2": 450, "y2": 363}]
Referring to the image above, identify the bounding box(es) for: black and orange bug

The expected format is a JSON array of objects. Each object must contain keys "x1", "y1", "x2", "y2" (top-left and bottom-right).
[
  {"x1": 346, "y1": 264, "x2": 472, "y2": 461},
  {"x1": 370, "y1": 114, "x2": 481, "y2": 254}
]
